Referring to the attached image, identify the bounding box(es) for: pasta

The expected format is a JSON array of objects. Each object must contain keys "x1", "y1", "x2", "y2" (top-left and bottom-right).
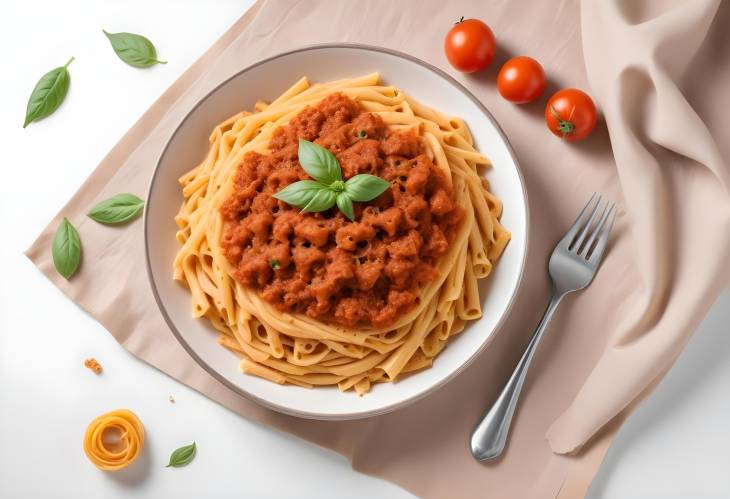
[
  {"x1": 173, "y1": 74, "x2": 510, "y2": 394},
  {"x1": 83, "y1": 409, "x2": 145, "y2": 470}
]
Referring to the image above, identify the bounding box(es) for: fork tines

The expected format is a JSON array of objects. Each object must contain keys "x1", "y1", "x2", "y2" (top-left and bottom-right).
[{"x1": 564, "y1": 193, "x2": 616, "y2": 262}]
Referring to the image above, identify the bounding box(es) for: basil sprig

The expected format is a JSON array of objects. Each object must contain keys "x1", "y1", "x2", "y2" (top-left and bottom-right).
[
  {"x1": 166, "y1": 442, "x2": 196, "y2": 468},
  {"x1": 273, "y1": 139, "x2": 389, "y2": 221},
  {"x1": 87, "y1": 193, "x2": 144, "y2": 224},
  {"x1": 23, "y1": 57, "x2": 74, "y2": 128},
  {"x1": 52, "y1": 218, "x2": 81, "y2": 279},
  {"x1": 103, "y1": 30, "x2": 167, "y2": 68}
]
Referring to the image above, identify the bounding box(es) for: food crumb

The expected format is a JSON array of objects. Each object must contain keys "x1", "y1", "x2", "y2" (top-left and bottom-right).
[
  {"x1": 169, "y1": 395, "x2": 176, "y2": 404},
  {"x1": 84, "y1": 358, "x2": 103, "y2": 375}
]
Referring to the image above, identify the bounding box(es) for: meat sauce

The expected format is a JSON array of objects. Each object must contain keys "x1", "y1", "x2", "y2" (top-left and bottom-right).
[{"x1": 220, "y1": 93, "x2": 464, "y2": 328}]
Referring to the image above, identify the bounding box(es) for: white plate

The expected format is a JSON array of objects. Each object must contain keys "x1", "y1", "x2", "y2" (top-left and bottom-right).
[{"x1": 145, "y1": 44, "x2": 528, "y2": 420}]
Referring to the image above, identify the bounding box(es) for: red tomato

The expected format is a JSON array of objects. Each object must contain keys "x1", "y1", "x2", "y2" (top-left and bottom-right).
[
  {"x1": 444, "y1": 18, "x2": 496, "y2": 73},
  {"x1": 497, "y1": 56, "x2": 546, "y2": 104},
  {"x1": 545, "y1": 88, "x2": 597, "y2": 141}
]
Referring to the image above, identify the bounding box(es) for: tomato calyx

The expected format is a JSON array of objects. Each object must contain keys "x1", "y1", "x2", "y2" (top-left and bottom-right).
[
  {"x1": 455, "y1": 16, "x2": 465, "y2": 25},
  {"x1": 550, "y1": 105, "x2": 576, "y2": 136}
]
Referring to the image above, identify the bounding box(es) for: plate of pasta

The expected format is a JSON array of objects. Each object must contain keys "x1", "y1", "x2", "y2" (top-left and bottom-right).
[{"x1": 146, "y1": 44, "x2": 527, "y2": 419}]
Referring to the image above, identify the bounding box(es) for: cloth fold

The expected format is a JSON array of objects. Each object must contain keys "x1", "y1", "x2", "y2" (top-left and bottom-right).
[
  {"x1": 25, "y1": 1, "x2": 730, "y2": 497},
  {"x1": 547, "y1": 0, "x2": 730, "y2": 454}
]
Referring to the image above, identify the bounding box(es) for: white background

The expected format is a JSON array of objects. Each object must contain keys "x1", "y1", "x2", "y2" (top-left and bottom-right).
[{"x1": 1, "y1": 1, "x2": 728, "y2": 498}]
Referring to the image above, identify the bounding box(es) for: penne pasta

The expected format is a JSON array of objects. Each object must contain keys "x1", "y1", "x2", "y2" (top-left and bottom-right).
[{"x1": 173, "y1": 75, "x2": 510, "y2": 394}]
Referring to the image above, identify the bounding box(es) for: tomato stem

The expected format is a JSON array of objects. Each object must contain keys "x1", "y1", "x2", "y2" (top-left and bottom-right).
[
  {"x1": 550, "y1": 105, "x2": 575, "y2": 136},
  {"x1": 455, "y1": 16, "x2": 464, "y2": 24}
]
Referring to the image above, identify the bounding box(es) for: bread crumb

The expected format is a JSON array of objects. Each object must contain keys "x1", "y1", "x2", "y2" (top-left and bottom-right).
[
  {"x1": 84, "y1": 358, "x2": 103, "y2": 375},
  {"x1": 169, "y1": 395, "x2": 176, "y2": 404}
]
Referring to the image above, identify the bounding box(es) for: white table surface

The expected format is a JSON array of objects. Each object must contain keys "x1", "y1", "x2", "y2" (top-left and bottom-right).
[{"x1": 1, "y1": 2, "x2": 729, "y2": 498}]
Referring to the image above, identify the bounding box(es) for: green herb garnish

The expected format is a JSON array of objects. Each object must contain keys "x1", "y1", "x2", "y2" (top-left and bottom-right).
[
  {"x1": 270, "y1": 259, "x2": 280, "y2": 269},
  {"x1": 52, "y1": 217, "x2": 81, "y2": 279},
  {"x1": 166, "y1": 442, "x2": 196, "y2": 468},
  {"x1": 356, "y1": 130, "x2": 367, "y2": 139},
  {"x1": 23, "y1": 57, "x2": 74, "y2": 128},
  {"x1": 103, "y1": 30, "x2": 167, "y2": 68},
  {"x1": 87, "y1": 193, "x2": 144, "y2": 225},
  {"x1": 273, "y1": 139, "x2": 389, "y2": 221}
]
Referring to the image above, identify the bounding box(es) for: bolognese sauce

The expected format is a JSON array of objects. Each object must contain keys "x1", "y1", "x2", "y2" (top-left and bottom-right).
[{"x1": 220, "y1": 93, "x2": 464, "y2": 328}]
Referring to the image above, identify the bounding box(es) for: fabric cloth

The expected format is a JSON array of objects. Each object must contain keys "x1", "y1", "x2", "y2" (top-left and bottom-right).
[{"x1": 25, "y1": 0, "x2": 730, "y2": 497}]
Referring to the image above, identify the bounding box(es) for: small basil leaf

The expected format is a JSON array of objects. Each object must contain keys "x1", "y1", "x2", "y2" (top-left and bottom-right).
[
  {"x1": 87, "y1": 193, "x2": 144, "y2": 224},
  {"x1": 103, "y1": 30, "x2": 167, "y2": 68},
  {"x1": 52, "y1": 217, "x2": 81, "y2": 279},
  {"x1": 23, "y1": 57, "x2": 74, "y2": 128},
  {"x1": 273, "y1": 180, "x2": 326, "y2": 208},
  {"x1": 336, "y1": 193, "x2": 355, "y2": 221},
  {"x1": 166, "y1": 442, "x2": 196, "y2": 468},
  {"x1": 302, "y1": 188, "x2": 337, "y2": 213},
  {"x1": 344, "y1": 174, "x2": 391, "y2": 202},
  {"x1": 297, "y1": 139, "x2": 342, "y2": 184}
]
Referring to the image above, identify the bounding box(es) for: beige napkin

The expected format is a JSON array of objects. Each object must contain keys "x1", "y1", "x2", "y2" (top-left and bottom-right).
[
  {"x1": 548, "y1": 0, "x2": 730, "y2": 453},
  {"x1": 25, "y1": 0, "x2": 730, "y2": 497}
]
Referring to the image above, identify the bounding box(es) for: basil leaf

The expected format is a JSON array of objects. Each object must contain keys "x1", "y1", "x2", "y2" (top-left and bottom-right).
[
  {"x1": 302, "y1": 188, "x2": 337, "y2": 213},
  {"x1": 336, "y1": 193, "x2": 355, "y2": 221},
  {"x1": 23, "y1": 57, "x2": 74, "y2": 128},
  {"x1": 298, "y1": 139, "x2": 342, "y2": 184},
  {"x1": 52, "y1": 217, "x2": 81, "y2": 279},
  {"x1": 166, "y1": 442, "x2": 196, "y2": 468},
  {"x1": 344, "y1": 174, "x2": 391, "y2": 202},
  {"x1": 87, "y1": 193, "x2": 144, "y2": 224},
  {"x1": 103, "y1": 30, "x2": 167, "y2": 68},
  {"x1": 273, "y1": 180, "x2": 326, "y2": 208}
]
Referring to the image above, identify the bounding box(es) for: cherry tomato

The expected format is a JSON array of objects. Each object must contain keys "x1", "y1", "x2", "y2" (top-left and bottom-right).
[
  {"x1": 545, "y1": 88, "x2": 597, "y2": 141},
  {"x1": 444, "y1": 18, "x2": 496, "y2": 73},
  {"x1": 497, "y1": 56, "x2": 546, "y2": 104}
]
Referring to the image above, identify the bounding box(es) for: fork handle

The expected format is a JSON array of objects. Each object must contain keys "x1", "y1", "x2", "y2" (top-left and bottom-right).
[{"x1": 470, "y1": 292, "x2": 563, "y2": 461}]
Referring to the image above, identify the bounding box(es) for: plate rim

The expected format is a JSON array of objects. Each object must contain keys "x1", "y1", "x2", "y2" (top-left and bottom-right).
[{"x1": 144, "y1": 42, "x2": 530, "y2": 420}]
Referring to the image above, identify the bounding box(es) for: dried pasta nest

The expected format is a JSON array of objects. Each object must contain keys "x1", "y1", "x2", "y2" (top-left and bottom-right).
[{"x1": 83, "y1": 409, "x2": 145, "y2": 471}]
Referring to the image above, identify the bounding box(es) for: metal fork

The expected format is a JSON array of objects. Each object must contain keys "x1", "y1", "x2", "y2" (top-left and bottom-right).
[{"x1": 470, "y1": 193, "x2": 616, "y2": 461}]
